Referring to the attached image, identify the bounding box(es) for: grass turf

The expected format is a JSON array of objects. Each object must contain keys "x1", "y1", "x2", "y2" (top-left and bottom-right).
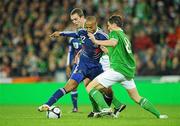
[{"x1": 0, "y1": 105, "x2": 179, "y2": 126}]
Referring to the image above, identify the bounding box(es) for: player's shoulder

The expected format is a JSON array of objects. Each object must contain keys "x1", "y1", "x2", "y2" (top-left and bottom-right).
[
  {"x1": 77, "y1": 28, "x2": 87, "y2": 36},
  {"x1": 108, "y1": 30, "x2": 120, "y2": 38},
  {"x1": 77, "y1": 28, "x2": 86, "y2": 32}
]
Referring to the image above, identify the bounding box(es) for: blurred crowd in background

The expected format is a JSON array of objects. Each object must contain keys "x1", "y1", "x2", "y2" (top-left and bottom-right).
[{"x1": 0, "y1": 0, "x2": 179, "y2": 79}]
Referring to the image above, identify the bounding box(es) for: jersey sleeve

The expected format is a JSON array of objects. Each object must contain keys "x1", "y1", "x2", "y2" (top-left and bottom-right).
[
  {"x1": 60, "y1": 31, "x2": 79, "y2": 38},
  {"x1": 77, "y1": 28, "x2": 88, "y2": 38},
  {"x1": 109, "y1": 31, "x2": 119, "y2": 41},
  {"x1": 96, "y1": 31, "x2": 109, "y2": 40}
]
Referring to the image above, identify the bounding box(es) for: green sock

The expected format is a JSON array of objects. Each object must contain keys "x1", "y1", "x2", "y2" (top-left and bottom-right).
[
  {"x1": 89, "y1": 95, "x2": 100, "y2": 112},
  {"x1": 89, "y1": 88, "x2": 109, "y2": 109},
  {"x1": 139, "y1": 98, "x2": 160, "y2": 118},
  {"x1": 112, "y1": 95, "x2": 123, "y2": 109}
]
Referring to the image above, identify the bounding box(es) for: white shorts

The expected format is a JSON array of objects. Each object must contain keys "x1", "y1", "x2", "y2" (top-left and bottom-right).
[
  {"x1": 95, "y1": 68, "x2": 136, "y2": 89},
  {"x1": 99, "y1": 55, "x2": 110, "y2": 71}
]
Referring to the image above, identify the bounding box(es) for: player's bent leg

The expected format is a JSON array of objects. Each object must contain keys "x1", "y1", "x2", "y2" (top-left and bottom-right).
[
  {"x1": 87, "y1": 81, "x2": 113, "y2": 116},
  {"x1": 64, "y1": 79, "x2": 79, "y2": 93},
  {"x1": 126, "y1": 87, "x2": 168, "y2": 119},
  {"x1": 83, "y1": 78, "x2": 91, "y2": 87},
  {"x1": 83, "y1": 78, "x2": 100, "y2": 117},
  {"x1": 88, "y1": 95, "x2": 101, "y2": 118},
  {"x1": 38, "y1": 79, "x2": 78, "y2": 112}
]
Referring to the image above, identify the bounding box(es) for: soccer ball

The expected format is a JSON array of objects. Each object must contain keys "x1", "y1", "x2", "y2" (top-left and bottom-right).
[{"x1": 46, "y1": 106, "x2": 62, "y2": 119}]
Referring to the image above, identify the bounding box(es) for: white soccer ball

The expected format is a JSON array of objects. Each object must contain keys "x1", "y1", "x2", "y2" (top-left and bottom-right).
[{"x1": 46, "y1": 106, "x2": 62, "y2": 119}]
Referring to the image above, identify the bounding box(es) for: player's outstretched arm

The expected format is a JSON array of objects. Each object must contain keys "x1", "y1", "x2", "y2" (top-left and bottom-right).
[
  {"x1": 50, "y1": 31, "x2": 79, "y2": 38},
  {"x1": 59, "y1": 31, "x2": 79, "y2": 38},
  {"x1": 88, "y1": 33, "x2": 117, "y2": 47}
]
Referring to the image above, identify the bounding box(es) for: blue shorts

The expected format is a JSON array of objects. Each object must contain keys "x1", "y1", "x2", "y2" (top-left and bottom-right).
[{"x1": 70, "y1": 56, "x2": 103, "y2": 84}]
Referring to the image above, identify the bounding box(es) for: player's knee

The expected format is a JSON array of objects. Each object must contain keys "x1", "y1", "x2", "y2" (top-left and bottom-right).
[{"x1": 64, "y1": 83, "x2": 78, "y2": 93}]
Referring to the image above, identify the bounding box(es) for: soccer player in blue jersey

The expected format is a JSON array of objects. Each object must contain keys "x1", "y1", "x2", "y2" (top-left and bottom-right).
[
  {"x1": 38, "y1": 15, "x2": 110, "y2": 110},
  {"x1": 38, "y1": 8, "x2": 126, "y2": 117},
  {"x1": 66, "y1": 37, "x2": 82, "y2": 112}
]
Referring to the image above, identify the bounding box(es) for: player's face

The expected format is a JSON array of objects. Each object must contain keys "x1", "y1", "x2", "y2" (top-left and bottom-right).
[
  {"x1": 70, "y1": 13, "x2": 82, "y2": 27},
  {"x1": 85, "y1": 21, "x2": 97, "y2": 33}
]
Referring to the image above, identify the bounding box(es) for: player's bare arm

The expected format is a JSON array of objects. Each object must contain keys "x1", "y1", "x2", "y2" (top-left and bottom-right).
[
  {"x1": 49, "y1": 31, "x2": 61, "y2": 38},
  {"x1": 88, "y1": 32, "x2": 117, "y2": 47}
]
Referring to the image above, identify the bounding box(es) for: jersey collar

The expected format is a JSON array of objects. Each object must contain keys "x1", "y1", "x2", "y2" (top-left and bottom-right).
[{"x1": 93, "y1": 28, "x2": 99, "y2": 35}]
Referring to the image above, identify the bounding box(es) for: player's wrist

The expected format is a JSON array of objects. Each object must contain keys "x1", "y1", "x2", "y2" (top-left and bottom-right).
[{"x1": 95, "y1": 40, "x2": 100, "y2": 45}]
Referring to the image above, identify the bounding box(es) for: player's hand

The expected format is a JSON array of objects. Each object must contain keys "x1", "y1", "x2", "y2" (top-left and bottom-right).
[
  {"x1": 49, "y1": 31, "x2": 60, "y2": 38},
  {"x1": 88, "y1": 33, "x2": 96, "y2": 43},
  {"x1": 66, "y1": 66, "x2": 71, "y2": 78},
  {"x1": 100, "y1": 46, "x2": 108, "y2": 54}
]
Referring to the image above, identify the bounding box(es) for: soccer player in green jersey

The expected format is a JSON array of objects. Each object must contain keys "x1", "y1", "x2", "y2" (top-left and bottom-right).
[{"x1": 87, "y1": 15, "x2": 168, "y2": 119}]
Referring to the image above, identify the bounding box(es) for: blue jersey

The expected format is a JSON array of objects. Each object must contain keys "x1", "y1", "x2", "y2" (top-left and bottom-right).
[
  {"x1": 60, "y1": 28, "x2": 108, "y2": 62},
  {"x1": 60, "y1": 28, "x2": 108, "y2": 83},
  {"x1": 66, "y1": 37, "x2": 82, "y2": 67}
]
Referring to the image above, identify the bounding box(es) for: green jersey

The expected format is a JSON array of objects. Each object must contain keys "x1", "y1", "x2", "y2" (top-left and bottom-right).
[{"x1": 107, "y1": 29, "x2": 136, "y2": 79}]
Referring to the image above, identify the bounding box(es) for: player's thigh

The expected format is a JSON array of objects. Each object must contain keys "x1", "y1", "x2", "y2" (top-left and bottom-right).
[
  {"x1": 121, "y1": 79, "x2": 136, "y2": 90},
  {"x1": 95, "y1": 68, "x2": 125, "y2": 88},
  {"x1": 83, "y1": 78, "x2": 91, "y2": 87},
  {"x1": 121, "y1": 79, "x2": 141, "y2": 102}
]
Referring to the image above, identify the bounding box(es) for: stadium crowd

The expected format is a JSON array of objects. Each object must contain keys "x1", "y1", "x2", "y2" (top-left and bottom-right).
[{"x1": 0, "y1": 0, "x2": 179, "y2": 78}]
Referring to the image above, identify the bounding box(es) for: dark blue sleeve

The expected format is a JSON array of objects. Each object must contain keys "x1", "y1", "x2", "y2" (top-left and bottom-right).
[
  {"x1": 60, "y1": 31, "x2": 79, "y2": 38},
  {"x1": 77, "y1": 28, "x2": 88, "y2": 38},
  {"x1": 96, "y1": 32, "x2": 108, "y2": 40}
]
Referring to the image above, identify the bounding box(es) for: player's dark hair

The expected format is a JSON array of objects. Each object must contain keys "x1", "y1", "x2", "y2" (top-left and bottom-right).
[
  {"x1": 108, "y1": 15, "x2": 123, "y2": 27},
  {"x1": 70, "y1": 8, "x2": 84, "y2": 17}
]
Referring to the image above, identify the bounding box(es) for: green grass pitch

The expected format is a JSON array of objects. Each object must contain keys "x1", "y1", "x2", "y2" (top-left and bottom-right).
[{"x1": 0, "y1": 105, "x2": 179, "y2": 126}]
